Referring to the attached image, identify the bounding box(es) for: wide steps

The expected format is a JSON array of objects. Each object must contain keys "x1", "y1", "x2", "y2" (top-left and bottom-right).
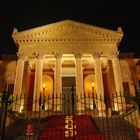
[{"x1": 39, "y1": 115, "x2": 106, "y2": 140}]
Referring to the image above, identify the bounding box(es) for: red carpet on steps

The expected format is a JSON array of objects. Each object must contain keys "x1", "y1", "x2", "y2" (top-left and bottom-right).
[{"x1": 39, "y1": 115, "x2": 106, "y2": 140}]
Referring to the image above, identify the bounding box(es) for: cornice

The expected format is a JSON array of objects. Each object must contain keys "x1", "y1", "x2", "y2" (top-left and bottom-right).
[{"x1": 13, "y1": 37, "x2": 121, "y2": 46}]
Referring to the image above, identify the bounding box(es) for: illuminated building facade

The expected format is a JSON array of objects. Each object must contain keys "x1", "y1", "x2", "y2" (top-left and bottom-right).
[{"x1": 0, "y1": 20, "x2": 140, "y2": 113}]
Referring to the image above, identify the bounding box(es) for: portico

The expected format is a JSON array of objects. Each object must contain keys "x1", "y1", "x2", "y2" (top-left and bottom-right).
[{"x1": 12, "y1": 20, "x2": 124, "y2": 113}]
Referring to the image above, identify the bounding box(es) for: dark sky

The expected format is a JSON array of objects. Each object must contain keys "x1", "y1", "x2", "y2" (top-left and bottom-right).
[{"x1": 0, "y1": 0, "x2": 140, "y2": 57}]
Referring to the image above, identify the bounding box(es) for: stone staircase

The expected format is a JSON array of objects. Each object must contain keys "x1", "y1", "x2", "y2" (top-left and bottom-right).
[
  {"x1": 4, "y1": 113, "x2": 139, "y2": 140},
  {"x1": 4, "y1": 117, "x2": 49, "y2": 140},
  {"x1": 39, "y1": 115, "x2": 106, "y2": 140},
  {"x1": 93, "y1": 116, "x2": 138, "y2": 140}
]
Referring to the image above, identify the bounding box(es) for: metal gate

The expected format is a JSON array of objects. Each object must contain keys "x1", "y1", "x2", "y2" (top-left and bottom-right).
[{"x1": 0, "y1": 86, "x2": 140, "y2": 140}]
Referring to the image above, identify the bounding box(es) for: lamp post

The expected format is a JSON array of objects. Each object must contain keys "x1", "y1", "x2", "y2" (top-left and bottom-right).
[
  {"x1": 91, "y1": 82, "x2": 94, "y2": 93},
  {"x1": 42, "y1": 83, "x2": 46, "y2": 97},
  {"x1": 91, "y1": 82, "x2": 96, "y2": 109},
  {"x1": 42, "y1": 83, "x2": 46, "y2": 110}
]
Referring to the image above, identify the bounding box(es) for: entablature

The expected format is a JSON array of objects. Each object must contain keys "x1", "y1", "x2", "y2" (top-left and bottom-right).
[{"x1": 18, "y1": 43, "x2": 117, "y2": 57}]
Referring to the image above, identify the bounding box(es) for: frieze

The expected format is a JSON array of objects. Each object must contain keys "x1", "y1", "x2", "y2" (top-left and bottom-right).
[{"x1": 18, "y1": 43, "x2": 117, "y2": 57}]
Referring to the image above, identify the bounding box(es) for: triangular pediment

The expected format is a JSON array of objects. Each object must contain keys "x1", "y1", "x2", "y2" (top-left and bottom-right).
[{"x1": 12, "y1": 20, "x2": 123, "y2": 45}]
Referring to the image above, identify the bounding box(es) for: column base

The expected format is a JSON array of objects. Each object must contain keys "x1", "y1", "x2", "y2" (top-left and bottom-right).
[{"x1": 113, "y1": 96, "x2": 126, "y2": 115}]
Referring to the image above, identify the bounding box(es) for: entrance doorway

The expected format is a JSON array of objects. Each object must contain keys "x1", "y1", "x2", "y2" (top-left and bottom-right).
[{"x1": 62, "y1": 77, "x2": 76, "y2": 115}]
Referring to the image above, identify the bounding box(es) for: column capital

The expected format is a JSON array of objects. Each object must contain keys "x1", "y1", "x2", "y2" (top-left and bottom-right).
[
  {"x1": 111, "y1": 51, "x2": 119, "y2": 58},
  {"x1": 17, "y1": 52, "x2": 26, "y2": 60},
  {"x1": 53, "y1": 52, "x2": 63, "y2": 59},
  {"x1": 74, "y1": 52, "x2": 82, "y2": 59},
  {"x1": 35, "y1": 52, "x2": 44, "y2": 59},
  {"x1": 92, "y1": 51, "x2": 102, "y2": 59},
  {"x1": 24, "y1": 61, "x2": 30, "y2": 67}
]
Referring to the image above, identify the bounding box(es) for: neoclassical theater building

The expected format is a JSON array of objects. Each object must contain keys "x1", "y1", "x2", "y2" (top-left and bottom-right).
[{"x1": 0, "y1": 20, "x2": 140, "y2": 113}]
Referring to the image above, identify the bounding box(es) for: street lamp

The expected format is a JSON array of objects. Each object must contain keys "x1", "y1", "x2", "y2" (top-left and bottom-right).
[
  {"x1": 91, "y1": 82, "x2": 95, "y2": 92},
  {"x1": 42, "y1": 83, "x2": 46, "y2": 95},
  {"x1": 91, "y1": 82, "x2": 96, "y2": 109},
  {"x1": 42, "y1": 83, "x2": 46, "y2": 110}
]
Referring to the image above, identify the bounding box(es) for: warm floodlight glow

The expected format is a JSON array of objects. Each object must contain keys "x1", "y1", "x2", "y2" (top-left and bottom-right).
[
  {"x1": 114, "y1": 103, "x2": 119, "y2": 111},
  {"x1": 42, "y1": 83, "x2": 46, "y2": 88},
  {"x1": 19, "y1": 106, "x2": 24, "y2": 114},
  {"x1": 91, "y1": 82, "x2": 95, "y2": 88}
]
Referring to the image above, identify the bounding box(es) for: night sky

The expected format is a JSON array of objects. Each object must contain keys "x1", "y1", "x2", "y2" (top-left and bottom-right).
[{"x1": 0, "y1": 0, "x2": 140, "y2": 57}]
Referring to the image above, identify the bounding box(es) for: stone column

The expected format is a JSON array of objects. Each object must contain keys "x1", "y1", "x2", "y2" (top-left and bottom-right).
[
  {"x1": 54, "y1": 52, "x2": 62, "y2": 112},
  {"x1": 111, "y1": 51, "x2": 125, "y2": 113},
  {"x1": 92, "y1": 52, "x2": 104, "y2": 98},
  {"x1": 74, "y1": 53, "x2": 84, "y2": 112},
  {"x1": 92, "y1": 52, "x2": 105, "y2": 114},
  {"x1": 33, "y1": 53, "x2": 44, "y2": 111},
  {"x1": 13, "y1": 53, "x2": 26, "y2": 112},
  {"x1": 111, "y1": 51, "x2": 123, "y2": 94},
  {"x1": 22, "y1": 62, "x2": 30, "y2": 113},
  {"x1": 13, "y1": 53, "x2": 26, "y2": 96}
]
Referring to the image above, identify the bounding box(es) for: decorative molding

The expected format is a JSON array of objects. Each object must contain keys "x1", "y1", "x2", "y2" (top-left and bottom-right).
[
  {"x1": 17, "y1": 52, "x2": 26, "y2": 60},
  {"x1": 18, "y1": 43, "x2": 117, "y2": 57},
  {"x1": 34, "y1": 52, "x2": 44, "y2": 59},
  {"x1": 12, "y1": 20, "x2": 123, "y2": 46},
  {"x1": 13, "y1": 38, "x2": 121, "y2": 44},
  {"x1": 53, "y1": 52, "x2": 63, "y2": 59},
  {"x1": 74, "y1": 52, "x2": 82, "y2": 59},
  {"x1": 111, "y1": 51, "x2": 119, "y2": 58},
  {"x1": 92, "y1": 52, "x2": 102, "y2": 59},
  {"x1": 13, "y1": 20, "x2": 123, "y2": 37}
]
